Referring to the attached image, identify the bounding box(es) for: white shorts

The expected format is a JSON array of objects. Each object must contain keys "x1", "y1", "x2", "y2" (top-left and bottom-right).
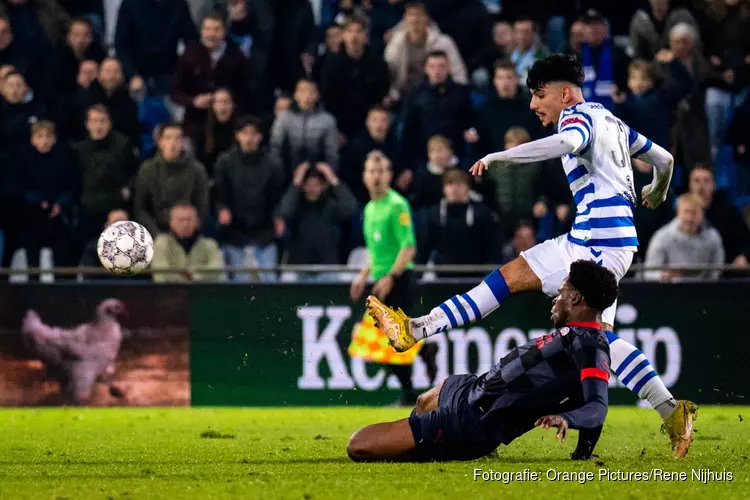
[{"x1": 520, "y1": 234, "x2": 634, "y2": 326}]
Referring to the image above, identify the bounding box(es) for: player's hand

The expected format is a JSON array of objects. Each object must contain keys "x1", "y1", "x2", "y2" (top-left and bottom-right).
[
  {"x1": 535, "y1": 415, "x2": 568, "y2": 442},
  {"x1": 469, "y1": 159, "x2": 488, "y2": 177},
  {"x1": 641, "y1": 183, "x2": 665, "y2": 209},
  {"x1": 350, "y1": 277, "x2": 367, "y2": 301},
  {"x1": 372, "y1": 275, "x2": 394, "y2": 301}
]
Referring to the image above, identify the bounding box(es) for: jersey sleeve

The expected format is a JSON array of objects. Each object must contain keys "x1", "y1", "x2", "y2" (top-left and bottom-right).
[
  {"x1": 627, "y1": 127, "x2": 654, "y2": 158},
  {"x1": 558, "y1": 111, "x2": 593, "y2": 155},
  {"x1": 571, "y1": 334, "x2": 611, "y2": 383},
  {"x1": 391, "y1": 200, "x2": 416, "y2": 249}
]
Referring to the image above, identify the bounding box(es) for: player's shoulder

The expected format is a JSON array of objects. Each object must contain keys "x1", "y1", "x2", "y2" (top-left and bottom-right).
[
  {"x1": 562, "y1": 325, "x2": 609, "y2": 348},
  {"x1": 385, "y1": 189, "x2": 411, "y2": 211}
]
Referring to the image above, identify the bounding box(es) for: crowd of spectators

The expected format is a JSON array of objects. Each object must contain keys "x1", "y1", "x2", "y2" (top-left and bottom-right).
[{"x1": 1, "y1": 0, "x2": 750, "y2": 283}]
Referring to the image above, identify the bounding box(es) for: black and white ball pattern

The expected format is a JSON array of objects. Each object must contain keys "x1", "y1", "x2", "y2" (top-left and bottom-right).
[{"x1": 97, "y1": 221, "x2": 154, "y2": 275}]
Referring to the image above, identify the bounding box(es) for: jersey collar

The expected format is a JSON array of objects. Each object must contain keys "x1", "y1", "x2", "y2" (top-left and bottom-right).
[{"x1": 566, "y1": 321, "x2": 600, "y2": 329}]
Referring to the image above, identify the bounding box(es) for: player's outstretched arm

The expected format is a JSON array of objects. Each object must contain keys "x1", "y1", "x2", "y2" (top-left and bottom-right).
[
  {"x1": 470, "y1": 130, "x2": 585, "y2": 176},
  {"x1": 629, "y1": 132, "x2": 674, "y2": 209}
]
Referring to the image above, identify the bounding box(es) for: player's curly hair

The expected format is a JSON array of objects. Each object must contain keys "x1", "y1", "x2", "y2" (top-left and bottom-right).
[
  {"x1": 526, "y1": 54, "x2": 585, "y2": 91},
  {"x1": 567, "y1": 260, "x2": 619, "y2": 313}
]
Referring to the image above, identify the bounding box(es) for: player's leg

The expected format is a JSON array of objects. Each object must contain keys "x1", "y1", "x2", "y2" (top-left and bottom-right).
[
  {"x1": 347, "y1": 419, "x2": 418, "y2": 462},
  {"x1": 367, "y1": 237, "x2": 567, "y2": 351}
]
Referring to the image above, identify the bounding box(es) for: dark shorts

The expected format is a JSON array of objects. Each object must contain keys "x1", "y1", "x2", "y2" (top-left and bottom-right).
[{"x1": 408, "y1": 374, "x2": 500, "y2": 461}]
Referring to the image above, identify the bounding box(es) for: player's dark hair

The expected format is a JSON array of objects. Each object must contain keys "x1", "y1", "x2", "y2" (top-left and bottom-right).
[
  {"x1": 568, "y1": 260, "x2": 619, "y2": 313},
  {"x1": 494, "y1": 58, "x2": 516, "y2": 75},
  {"x1": 86, "y1": 103, "x2": 111, "y2": 119},
  {"x1": 425, "y1": 50, "x2": 448, "y2": 62},
  {"x1": 526, "y1": 54, "x2": 585, "y2": 91}
]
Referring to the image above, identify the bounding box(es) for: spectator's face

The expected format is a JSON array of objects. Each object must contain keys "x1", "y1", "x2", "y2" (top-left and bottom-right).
[
  {"x1": 98, "y1": 59, "x2": 124, "y2": 90},
  {"x1": 275, "y1": 96, "x2": 291, "y2": 116},
  {"x1": 494, "y1": 68, "x2": 518, "y2": 98},
  {"x1": 628, "y1": 69, "x2": 653, "y2": 95},
  {"x1": 569, "y1": 21, "x2": 586, "y2": 52},
  {"x1": 67, "y1": 21, "x2": 92, "y2": 54},
  {"x1": 493, "y1": 22, "x2": 513, "y2": 51},
  {"x1": 366, "y1": 110, "x2": 390, "y2": 141},
  {"x1": 106, "y1": 209, "x2": 129, "y2": 227},
  {"x1": 670, "y1": 34, "x2": 693, "y2": 59},
  {"x1": 303, "y1": 175, "x2": 326, "y2": 202},
  {"x1": 530, "y1": 83, "x2": 568, "y2": 127},
  {"x1": 513, "y1": 226, "x2": 536, "y2": 253},
  {"x1": 363, "y1": 160, "x2": 392, "y2": 195},
  {"x1": 86, "y1": 110, "x2": 112, "y2": 141},
  {"x1": 0, "y1": 19, "x2": 13, "y2": 50},
  {"x1": 443, "y1": 181, "x2": 469, "y2": 203},
  {"x1": 428, "y1": 143, "x2": 452, "y2": 166},
  {"x1": 236, "y1": 125, "x2": 262, "y2": 152},
  {"x1": 201, "y1": 19, "x2": 225, "y2": 51},
  {"x1": 326, "y1": 26, "x2": 343, "y2": 53},
  {"x1": 650, "y1": 0, "x2": 669, "y2": 18},
  {"x1": 159, "y1": 127, "x2": 183, "y2": 161},
  {"x1": 31, "y1": 129, "x2": 56, "y2": 154},
  {"x1": 343, "y1": 22, "x2": 367, "y2": 53},
  {"x1": 3, "y1": 74, "x2": 25, "y2": 103},
  {"x1": 212, "y1": 90, "x2": 234, "y2": 122},
  {"x1": 585, "y1": 20, "x2": 609, "y2": 47},
  {"x1": 689, "y1": 168, "x2": 715, "y2": 201},
  {"x1": 424, "y1": 56, "x2": 448, "y2": 84},
  {"x1": 677, "y1": 199, "x2": 704, "y2": 234},
  {"x1": 78, "y1": 60, "x2": 99, "y2": 88},
  {"x1": 405, "y1": 7, "x2": 428, "y2": 36},
  {"x1": 294, "y1": 81, "x2": 318, "y2": 110},
  {"x1": 169, "y1": 206, "x2": 198, "y2": 239},
  {"x1": 513, "y1": 21, "x2": 535, "y2": 50}
]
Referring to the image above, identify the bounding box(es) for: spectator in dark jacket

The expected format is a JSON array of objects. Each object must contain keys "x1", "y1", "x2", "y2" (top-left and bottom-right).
[
  {"x1": 78, "y1": 208, "x2": 131, "y2": 280},
  {"x1": 477, "y1": 59, "x2": 548, "y2": 155},
  {"x1": 312, "y1": 23, "x2": 342, "y2": 82},
  {"x1": 418, "y1": 168, "x2": 500, "y2": 276},
  {"x1": 270, "y1": 78, "x2": 339, "y2": 186},
  {"x1": 171, "y1": 12, "x2": 252, "y2": 139},
  {"x1": 401, "y1": 50, "x2": 477, "y2": 169},
  {"x1": 74, "y1": 58, "x2": 140, "y2": 146},
  {"x1": 276, "y1": 162, "x2": 358, "y2": 281},
  {"x1": 613, "y1": 58, "x2": 691, "y2": 153},
  {"x1": 0, "y1": 16, "x2": 44, "y2": 95},
  {"x1": 17, "y1": 120, "x2": 77, "y2": 271},
  {"x1": 727, "y1": 93, "x2": 750, "y2": 195},
  {"x1": 341, "y1": 105, "x2": 401, "y2": 205},
  {"x1": 410, "y1": 135, "x2": 460, "y2": 212},
  {"x1": 319, "y1": 15, "x2": 390, "y2": 141},
  {"x1": 53, "y1": 17, "x2": 105, "y2": 97},
  {"x1": 74, "y1": 104, "x2": 139, "y2": 246},
  {"x1": 134, "y1": 122, "x2": 209, "y2": 236},
  {"x1": 189, "y1": 87, "x2": 236, "y2": 178},
  {"x1": 579, "y1": 10, "x2": 631, "y2": 111},
  {"x1": 0, "y1": 0, "x2": 69, "y2": 52},
  {"x1": 0, "y1": 71, "x2": 47, "y2": 155},
  {"x1": 689, "y1": 164, "x2": 750, "y2": 269},
  {"x1": 215, "y1": 116, "x2": 282, "y2": 282},
  {"x1": 115, "y1": 0, "x2": 199, "y2": 96}
]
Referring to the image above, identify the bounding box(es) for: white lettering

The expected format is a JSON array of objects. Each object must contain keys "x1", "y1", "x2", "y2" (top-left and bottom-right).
[
  {"x1": 297, "y1": 306, "x2": 353, "y2": 390},
  {"x1": 494, "y1": 328, "x2": 527, "y2": 363},
  {"x1": 449, "y1": 328, "x2": 493, "y2": 375},
  {"x1": 638, "y1": 327, "x2": 681, "y2": 388},
  {"x1": 349, "y1": 357, "x2": 385, "y2": 391}
]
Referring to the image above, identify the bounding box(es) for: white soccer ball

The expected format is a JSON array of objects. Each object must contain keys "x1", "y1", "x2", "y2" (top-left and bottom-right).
[{"x1": 97, "y1": 221, "x2": 155, "y2": 276}]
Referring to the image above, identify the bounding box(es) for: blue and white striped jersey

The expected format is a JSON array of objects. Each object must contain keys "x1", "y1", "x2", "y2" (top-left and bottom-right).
[{"x1": 558, "y1": 102, "x2": 654, "y2": 251}]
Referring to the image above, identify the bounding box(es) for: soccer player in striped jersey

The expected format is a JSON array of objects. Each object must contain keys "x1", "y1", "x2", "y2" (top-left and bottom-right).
[{"x1": 366, "y1": 54, "x2": 696, "y2": 458}]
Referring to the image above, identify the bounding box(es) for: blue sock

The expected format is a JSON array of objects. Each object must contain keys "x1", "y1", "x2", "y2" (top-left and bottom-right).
[
  {"x1": 606, "y1": 330, "x2": 676, "y2": 418},
  {"x1": 412, "y1": 270, "x2": 510, "y2": 338}
]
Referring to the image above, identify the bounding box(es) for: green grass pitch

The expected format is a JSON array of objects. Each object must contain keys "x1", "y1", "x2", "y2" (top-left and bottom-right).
[{"x1": 0, "y1": 406, "x2": 748, "y2": 500}]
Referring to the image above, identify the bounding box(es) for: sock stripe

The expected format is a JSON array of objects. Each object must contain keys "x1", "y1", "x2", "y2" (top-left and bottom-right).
[
  {"x1": 614, "y1": 349, "x2": 641, "y2": 376},
  {"x1": 439, "y1": 303, "x2": 457, "y2": 329},
  {"x1": 450, "y1": 296, "x2": 470, "y2": 325},
  {"x1": 483, "y1": 270, "x2": 510, "y2": 304},
  {"x1": 621, "y1": 359, "x2": 651, "y2": 386},
  {"x1": 461, "y1": 293, "x2": 481, "y2": 321},
  {"x1": 631, "y1": 370, "x2": 658, "y2": 394}
]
